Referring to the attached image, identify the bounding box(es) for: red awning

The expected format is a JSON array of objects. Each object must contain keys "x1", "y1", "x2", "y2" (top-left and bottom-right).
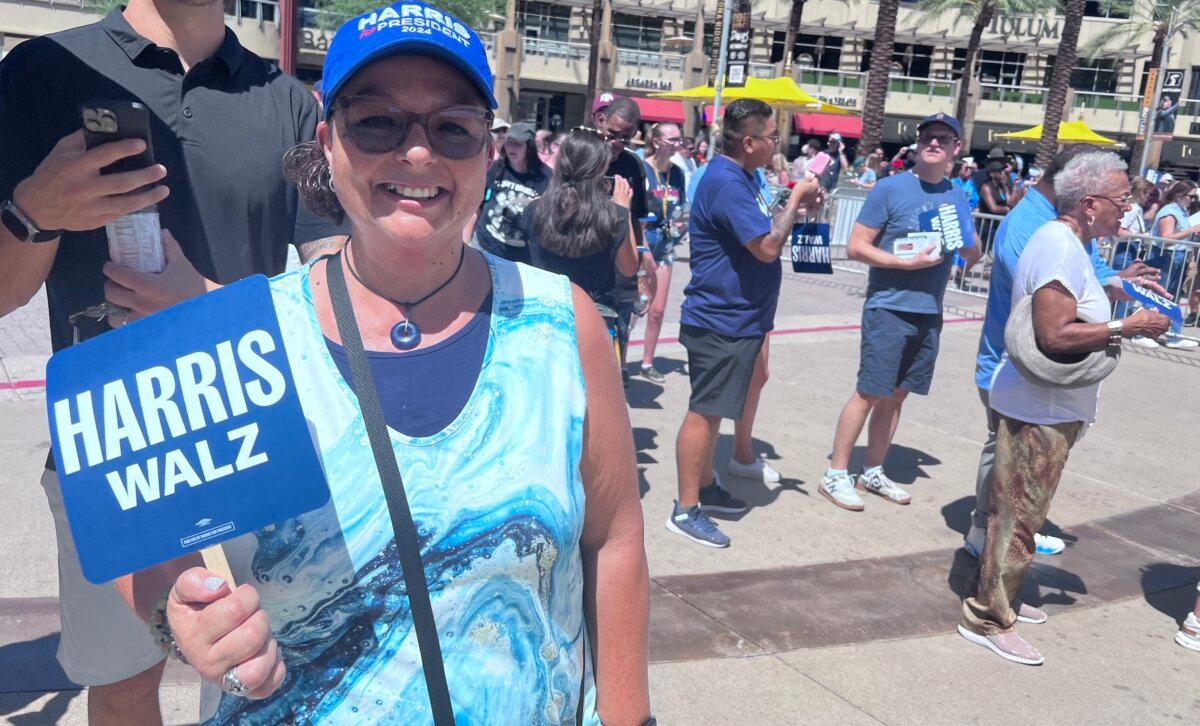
[
  {"x1": 631, "y1": 97, "x2": 685, "y2": 124},
  {"x1": 793, "y1": 113, "x2": 862, "y2": 139}
]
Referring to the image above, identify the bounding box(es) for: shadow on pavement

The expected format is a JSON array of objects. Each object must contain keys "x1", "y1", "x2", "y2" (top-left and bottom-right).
[
  {"x1": 633, "y1": 426, "x2": 660, "y2": 499},
  {"x1": 825, "y1": 445, "x2": 942, "y2": 485},
  {"x1": 0, "y1": 690, "x2": 80, "y2": 725},
  {"x1": 711, "y1": 436, "x2": 807, "y2": 521},
  {"x1": 944, "y1": 541, "x2": 1088, "y2": 610},
  {"x1": 0, "y1": 632, "x2": 82, "y2": 721},
  {"x1": 1140, "y1": 564, "x2": 1200, "y2": 626}
]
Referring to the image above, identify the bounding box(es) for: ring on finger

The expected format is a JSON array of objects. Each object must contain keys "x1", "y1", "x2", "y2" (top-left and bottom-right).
[{"x1": 222, "y1": 666, "x2": 251, "y2": 697}]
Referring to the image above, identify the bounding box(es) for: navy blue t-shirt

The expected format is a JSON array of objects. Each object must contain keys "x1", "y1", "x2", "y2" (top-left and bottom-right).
[
  {"x1": 681, "y1": 155, "x2": 776, "y2": 337},
  {"x1": 325, "y1": 293, "x2": 492, "y2": 437},
  {"x1": 857, "y1": 171, "x2": 975, "y2": 314}
]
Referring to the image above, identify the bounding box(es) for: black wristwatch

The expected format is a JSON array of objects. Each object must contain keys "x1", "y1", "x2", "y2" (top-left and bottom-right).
[{"x1": 2, "y1": 197, "x2": 62, "y2": 243}]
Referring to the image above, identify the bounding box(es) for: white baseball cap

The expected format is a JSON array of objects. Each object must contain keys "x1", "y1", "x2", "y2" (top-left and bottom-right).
[
  {"x1": 492, "y1": 117, "x2": 510, "y2": 131},
  {"x1": 1161, "y1": 172, "x2": 1175, "y2": 182},
  {"x1": 829, "y1": 132, "x2": 843, "y2": 141}
]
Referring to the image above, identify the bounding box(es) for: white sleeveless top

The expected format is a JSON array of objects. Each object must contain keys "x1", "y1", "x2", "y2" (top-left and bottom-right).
[{"x1": 200, "y1": 254, "x2": 596, "y2": 724}]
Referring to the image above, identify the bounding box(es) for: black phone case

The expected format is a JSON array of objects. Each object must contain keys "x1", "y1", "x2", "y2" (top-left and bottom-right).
[{"x1": 80, "y1": 100, "x2": 156, "y2": 175}]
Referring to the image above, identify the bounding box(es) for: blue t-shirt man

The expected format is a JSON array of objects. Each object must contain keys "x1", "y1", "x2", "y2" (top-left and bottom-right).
[
  {"x1": 681, "y1": 154, "x2": 776, "y2": 337},
  {"x1": 974, "y1": 186, "x2": 1117, "y2": 389},
  {"x1": 858, "y1": 171, "x2": 976, "y2": 314}
]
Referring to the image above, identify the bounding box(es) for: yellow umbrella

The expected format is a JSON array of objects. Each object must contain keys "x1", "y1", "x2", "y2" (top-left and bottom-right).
[
  {"x1": 996, "y1": 120, "x2": 1118, "y2": 146},
  {"x1": 649, "y1": 76, "x2": 853, "y2": 115}
]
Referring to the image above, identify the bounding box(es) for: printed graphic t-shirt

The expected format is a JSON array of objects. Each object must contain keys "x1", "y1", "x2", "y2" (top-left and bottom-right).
[
  {"x1": 473, "y1": 159, "x2": 552, "y2": 261},
  {"x1": 857, "y1": 171, "x2": 976, "y2": 314}
]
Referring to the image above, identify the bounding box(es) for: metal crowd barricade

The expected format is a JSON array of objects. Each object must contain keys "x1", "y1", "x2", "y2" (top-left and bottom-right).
[
  {"x1": 1097, "y1": 233, "x2": 1200, "y2": 334},
  {"x1": 953, "y1": 212, "x2": 1004, "y2": 298},
  {"x1": 825, "y1": 187, "x2": 869, "y2": 274}
]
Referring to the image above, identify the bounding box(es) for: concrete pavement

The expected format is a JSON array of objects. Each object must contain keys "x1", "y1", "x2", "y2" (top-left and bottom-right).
[{"x1": 2, "y1": 266, "x2": 1199, "y2": 724}]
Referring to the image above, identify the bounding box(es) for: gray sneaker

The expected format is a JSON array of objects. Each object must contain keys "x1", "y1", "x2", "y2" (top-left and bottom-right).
[
  {"x1": 639, "y1": 364, "x2": 666, "y2": 384},
  {"x1": 820, "y1": 470, "x2": 864, "y2": 511},
  {"x1": 666, "y1": 502, "x2": 730, "y2": 548}
]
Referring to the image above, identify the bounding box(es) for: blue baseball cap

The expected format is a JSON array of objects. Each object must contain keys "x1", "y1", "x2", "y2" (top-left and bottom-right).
[
  {"x1": 321, "y1": 1, "x2": 498, "y2": 119},
  {"x1": 917, "y1": 112, "x2": 962, "y2": 138}
]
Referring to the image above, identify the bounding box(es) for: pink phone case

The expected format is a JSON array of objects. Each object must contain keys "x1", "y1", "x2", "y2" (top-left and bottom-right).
[{"x1": 807, "y1": 152, "x2": 832, "y2": 177}]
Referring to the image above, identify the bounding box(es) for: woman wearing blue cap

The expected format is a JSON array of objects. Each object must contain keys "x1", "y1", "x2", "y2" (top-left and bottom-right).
[{"x1": 114, "y1": 3, "x2": 651, "y2": 724}]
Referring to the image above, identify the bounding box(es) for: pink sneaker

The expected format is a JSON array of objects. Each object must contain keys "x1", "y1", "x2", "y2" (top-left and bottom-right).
[
  {"x1": 958, "y1": 625, "x2": 1045, "y2": 665},
  {"x1": 1016, "y1": 602, "x2": 1048, "y2": 625}
]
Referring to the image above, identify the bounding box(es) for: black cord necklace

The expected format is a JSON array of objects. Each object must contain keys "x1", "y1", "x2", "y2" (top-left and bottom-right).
[{"x1": 341, "y1": 241, "x2": 467, "y2": 351}]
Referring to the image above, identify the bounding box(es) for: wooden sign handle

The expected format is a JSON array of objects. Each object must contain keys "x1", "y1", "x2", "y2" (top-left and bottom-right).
[{"x1": 200, "y1": 544, "x2": 235, "y2": 586}]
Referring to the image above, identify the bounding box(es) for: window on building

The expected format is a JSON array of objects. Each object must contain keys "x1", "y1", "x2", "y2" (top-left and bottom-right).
[
  {"x1": 1070, "y1": 58, "x2": 1119, "y2": 93},
  {"x1": 975, "y1": 50, "x2": 1026, "y2": 86},
  {"x1": 770, "y1": 32, "x2": 843, "y2": 69},
  {"x1": 860, "y1": 41, "x2": 934, "y2": 77},
  {"x1": 612, "y1": 13, "x2": 663, "y2": 52},
  {"x1": 517, "y1": 1, "x2": 572, "y2": 42},
  {"x1": 1189, "y1": 67, "x2": 1200, "y2": 100},
  {"x1": 1084, "y1": 1, "x2": 1130, "y2": 19},
  {"x1": 681, "y1": 21, "x2": 715, "y2": 56}
]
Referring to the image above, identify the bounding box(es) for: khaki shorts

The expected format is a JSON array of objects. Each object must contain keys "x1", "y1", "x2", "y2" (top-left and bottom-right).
[{"x1": 40, "y1": 468, "x2": 164, "y2": 685}]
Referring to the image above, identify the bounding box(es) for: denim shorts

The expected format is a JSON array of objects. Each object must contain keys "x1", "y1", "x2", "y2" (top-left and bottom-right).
[{"x1": 857, "y1": 306, "x2": 943, "y2": 397}]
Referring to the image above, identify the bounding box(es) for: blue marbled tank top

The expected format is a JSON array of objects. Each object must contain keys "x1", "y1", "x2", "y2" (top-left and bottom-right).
[{"x1": 200, "y1": 253, "x2": 595, "y2": 724}]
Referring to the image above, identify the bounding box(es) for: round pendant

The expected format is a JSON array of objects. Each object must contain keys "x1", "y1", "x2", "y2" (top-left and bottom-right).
[{"x1": 390, "y1": 320, "x2": 421, "y2": 350}]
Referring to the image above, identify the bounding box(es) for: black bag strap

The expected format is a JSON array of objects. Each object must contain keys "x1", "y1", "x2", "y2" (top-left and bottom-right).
[{"x1": 325, "y1": 252, "x2": 455, "y2": 725}]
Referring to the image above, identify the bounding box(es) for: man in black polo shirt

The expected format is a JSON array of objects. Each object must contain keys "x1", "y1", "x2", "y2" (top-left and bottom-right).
[{"x1": 0, "y1": 2, "x2": 344, "y2": 721}]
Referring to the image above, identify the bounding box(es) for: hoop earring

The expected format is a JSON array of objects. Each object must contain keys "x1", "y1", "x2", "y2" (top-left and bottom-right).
[
  {"x1": 1086, "y1": 215, "x2": 1095, "y2": 227},
  {"x1": 327, "y1": 173, "x2": 336, "y2": 193}
]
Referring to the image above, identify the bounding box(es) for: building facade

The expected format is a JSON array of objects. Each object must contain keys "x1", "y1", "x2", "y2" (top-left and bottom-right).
[{"x1": 3, "y1": 0, "x2": 1197, "y2": 169}]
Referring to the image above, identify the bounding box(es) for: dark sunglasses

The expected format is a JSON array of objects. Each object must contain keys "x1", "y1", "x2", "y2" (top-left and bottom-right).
[{"x1": 333, "y1": 95, "x2": 493, "y2": 160}]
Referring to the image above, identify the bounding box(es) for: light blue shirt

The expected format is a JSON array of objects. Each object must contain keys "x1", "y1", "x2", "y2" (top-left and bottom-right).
[{"x1": 975, "y1": 187, "x2": 1118, "y2": 390}]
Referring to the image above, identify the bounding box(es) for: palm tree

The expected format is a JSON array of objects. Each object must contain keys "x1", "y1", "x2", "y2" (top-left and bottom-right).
[
  {"x1": 777, "y1": 1, "x2": 807, "y2": 147},
  {"x1": 913, "y1": 0, "x2": 1057, "y2": 122},
  {"x1": 1082, "y1": 0, "x2": 1200, "y2": 170},
  {"x1": 1036, "y1": 0, "x2": 1085, "y2": 169},
  {"x1": 586, "y1": 0, "x2": 606, "y2": 102},
  {"x1": 859, "y1": 0, "x2": 900, "y2": 152},
  {"x1": 781, "y1": 0, "x2": 807, "y2": 73}
]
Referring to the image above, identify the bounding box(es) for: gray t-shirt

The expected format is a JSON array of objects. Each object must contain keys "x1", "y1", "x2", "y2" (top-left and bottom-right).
[{"x1": 858, "y1": 171, "x2": 976, "y2": 314}]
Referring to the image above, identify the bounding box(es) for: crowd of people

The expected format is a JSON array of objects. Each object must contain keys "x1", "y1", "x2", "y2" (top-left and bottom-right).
[{"x1": 0, "y1": 0, "x2": 1198, "y2": 722}]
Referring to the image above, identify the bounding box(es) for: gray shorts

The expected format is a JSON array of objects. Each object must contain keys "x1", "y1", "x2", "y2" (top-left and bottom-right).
[
  {"x1": 680, "y1": 324, "x2": 765, "y2": 420},
  {"x1": 856, "y1": 307, "x2": 942, "y2": 397},
  {"x1": 40, "y1": 468, "x2": 164, "y2": 685}
]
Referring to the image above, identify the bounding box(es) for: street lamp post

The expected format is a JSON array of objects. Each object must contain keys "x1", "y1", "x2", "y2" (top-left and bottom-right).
[{"x1": 709, "y1": 0, "x2": 734, "y2": 160}]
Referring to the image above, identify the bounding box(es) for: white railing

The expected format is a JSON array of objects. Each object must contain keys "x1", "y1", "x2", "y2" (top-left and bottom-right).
[
  {"x1": 1181, "y1": 98, "x2": 1200, "y2": 116},
  {"x1": 978, "y1": 83, "x2": 1046, "y2": 105},
  {"x1": 888, "y1": 74, "x2": 956, "y2": 98},
  {"x1": 1073, "y1": 90, "x2": 1142, "y2": 113},
  {"x1": 797, "y1": 67, "x2": 866, "y2": 91},
  {"x1": 617, "y1": 48, "x2": 684, "y2": 73},
  {"x1": 523, "y1": 36, "x2": 589, "y2": 61}
]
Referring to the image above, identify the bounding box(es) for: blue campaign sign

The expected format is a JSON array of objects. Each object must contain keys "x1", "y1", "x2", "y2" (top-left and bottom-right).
[
  {"x1": 46, "y1": 276, "x2": 329, "y2": 584},
  {"x1": 1122, "y1": 280, "x2": 1184, "y2": 327},
  {"x1": 790, "y1": 222, "x2": 833, "y2": 274}
]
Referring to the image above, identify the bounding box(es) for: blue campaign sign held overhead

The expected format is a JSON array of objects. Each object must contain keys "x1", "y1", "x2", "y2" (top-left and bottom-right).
[{"x1": 46, "y1": 276, "x2": 329, "y2": 584}]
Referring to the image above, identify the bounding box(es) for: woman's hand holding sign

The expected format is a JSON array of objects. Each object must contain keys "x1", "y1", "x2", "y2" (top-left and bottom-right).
[{"x1": 169, "y1": 567, "x2": 286, "y2": 699}]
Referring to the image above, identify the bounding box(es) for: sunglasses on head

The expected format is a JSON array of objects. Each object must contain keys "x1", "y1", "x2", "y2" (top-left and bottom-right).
[{"x1": 333, "y1": 95, "x2": 493, "y2": 160}]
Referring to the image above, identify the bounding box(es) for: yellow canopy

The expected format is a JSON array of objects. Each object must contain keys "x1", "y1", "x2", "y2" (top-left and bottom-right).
[
  {"x1": 649, "y1": 76, "x2": 853, "y2": 115},
  {"x1": 996, "y1": 121, "x2": 1118, "y2": 146}
]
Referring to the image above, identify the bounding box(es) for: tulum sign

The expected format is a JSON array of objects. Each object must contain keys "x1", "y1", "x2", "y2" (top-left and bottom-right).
[{"x1": 986, "y1": 15, "x2": 1060, "y2": 42}]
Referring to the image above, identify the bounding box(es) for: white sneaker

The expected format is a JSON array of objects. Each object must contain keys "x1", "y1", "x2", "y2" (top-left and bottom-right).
[
  {"x1": 1176, "y1": 613, "x2": 1200, "y2": 652},
  {"x1": 727, "y1": 457, "x2": 781, "y2": 483},
  {"x1": 1161, "y1": 335, "x2": 1200, "y2": 350},
  {"x1": 856, "y1": 468, "x2": 911, "y2": 505},
  {"x1": 1130, "y1": 336, "x2": 1160, "y2": 348},
  {"x1": 1033, "y1": 532, "x2": 1065, "y2": 556},
  {"x1": 820, "y1": 470, "x2": 864, "y2": 511}
]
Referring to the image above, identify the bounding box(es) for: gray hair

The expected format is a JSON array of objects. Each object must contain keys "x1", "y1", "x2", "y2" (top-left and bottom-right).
[{"x1": 1053, "y1": 151, "x2": 1128, "y2": 213}]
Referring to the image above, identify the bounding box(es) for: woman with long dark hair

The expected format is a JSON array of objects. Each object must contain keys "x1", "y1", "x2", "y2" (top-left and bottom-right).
[
  {"x1": 472, "y1": 121, "x2": 552, "y2": 263},
  {"x1": 519, "y1": 128, "x2": 639, "y2": 316}
]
